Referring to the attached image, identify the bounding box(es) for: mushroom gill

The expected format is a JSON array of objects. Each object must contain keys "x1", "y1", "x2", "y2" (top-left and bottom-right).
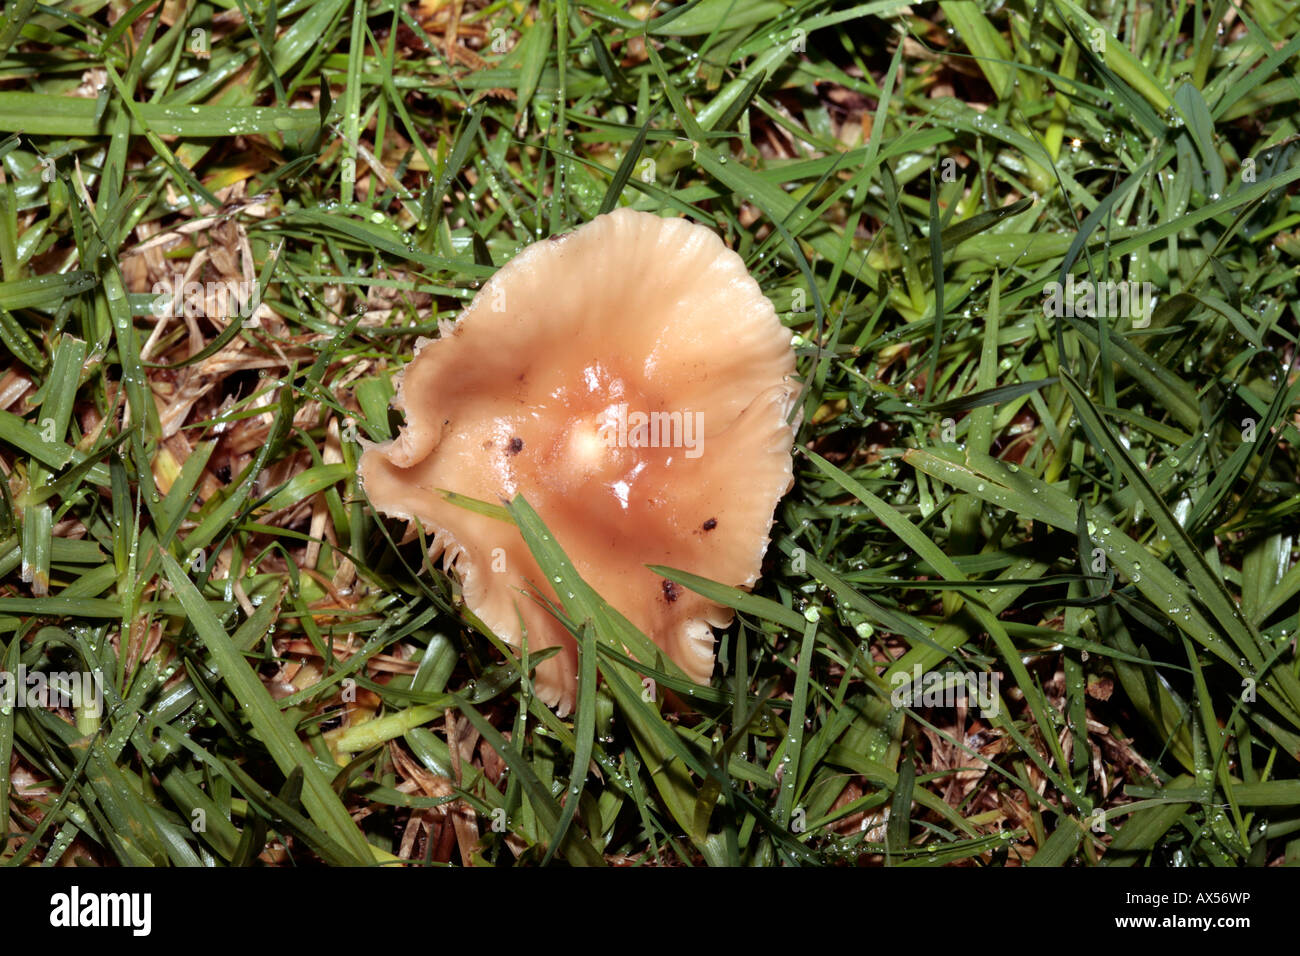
[{"x1": 360, "y1": 208, "x2": 800, "y2": 714}]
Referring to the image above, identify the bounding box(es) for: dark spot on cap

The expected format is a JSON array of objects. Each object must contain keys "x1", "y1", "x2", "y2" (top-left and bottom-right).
[
  {"x1": 662, "y1": 579, "x2": 680, "y2": 603},
  {"x1": 702, "y1": 517, "x2": 717, "y2": 531},
  {"x1": 508, "y1": 437, "x2": 524, "y2": 454}
]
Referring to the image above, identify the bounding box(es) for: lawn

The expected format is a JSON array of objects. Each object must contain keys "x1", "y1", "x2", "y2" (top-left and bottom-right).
[{"x1": 1, "y1": 0, "x2": 1299, "y2": 866}]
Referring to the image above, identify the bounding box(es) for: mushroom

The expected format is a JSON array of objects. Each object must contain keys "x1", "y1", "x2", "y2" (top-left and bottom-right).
[{"x1": 360, "y1": 208, "x2": 799, "y2": 714}]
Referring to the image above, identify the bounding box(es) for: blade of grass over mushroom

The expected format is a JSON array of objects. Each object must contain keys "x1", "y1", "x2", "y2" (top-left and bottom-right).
[
  {"x1": 505, "y1": 497, "x2": 695, "y2": 685},
  {"x1": 651, "y1": 566, "x2": 805, "y2": 632},
  {"x1": 438, "y1": 489, "x2": 514, "y2": 523},
  {"x1": 506, "y1": 493, "x2": 702, "y2": 833},
  {"x1": 508, "y1": 494, "x2": 813, "y2": 861}
]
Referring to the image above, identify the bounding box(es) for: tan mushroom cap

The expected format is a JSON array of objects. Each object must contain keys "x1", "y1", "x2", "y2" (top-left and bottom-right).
[{"x1": 360, "y1": 208, "x2": 799, "y2": 714}]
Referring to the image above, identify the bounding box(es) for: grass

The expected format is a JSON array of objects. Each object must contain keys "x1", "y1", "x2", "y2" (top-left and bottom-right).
[{"x1": 0, "y1": 0, "x2": 1298, "y2": 866}]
